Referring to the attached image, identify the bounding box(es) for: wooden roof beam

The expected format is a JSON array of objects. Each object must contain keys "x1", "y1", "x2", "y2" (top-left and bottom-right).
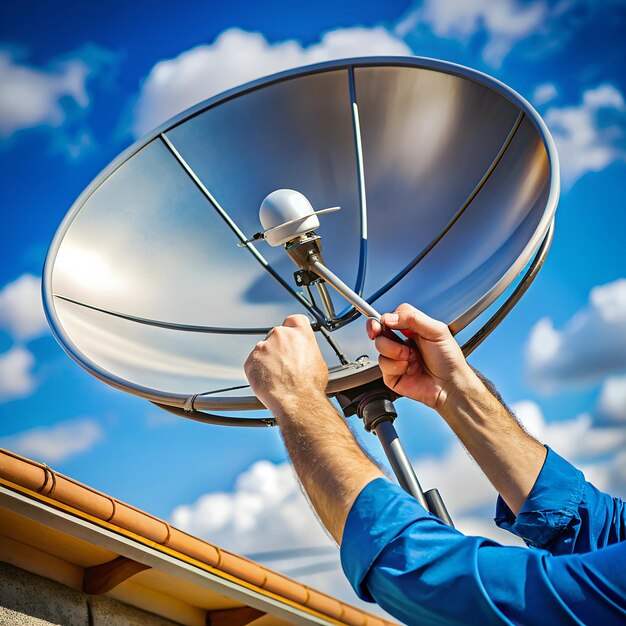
[
  {"x1": 83, "y1": 555, "x2": 150, "y2": 594},
  {"x1": 206, "y1": 606, "x2": 266, "y2": 626}
]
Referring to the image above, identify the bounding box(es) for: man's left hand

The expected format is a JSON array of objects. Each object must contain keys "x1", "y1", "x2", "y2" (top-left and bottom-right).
[{"x1": 244, "y1": 314, "x2": 328, "y2": 416}]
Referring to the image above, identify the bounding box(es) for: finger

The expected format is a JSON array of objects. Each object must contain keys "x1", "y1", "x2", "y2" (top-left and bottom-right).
[
  {"x1": 374, "y1": 335, "x2": 412, "y2": 361},
  {"x1": 282, "y1": 314, "x2": 313, "y2": 329},
  {"x1": 366, "y1": 317, "x2": 382, "y2": 340},
  {"x1": 378, "y1": 355, "x2": 409, "y2": 377},
  {"x1": 381, "y1": 304, "x2": 449, "y2": 341}
]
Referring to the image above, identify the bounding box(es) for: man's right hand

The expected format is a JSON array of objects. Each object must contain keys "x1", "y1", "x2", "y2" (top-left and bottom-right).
[
  {"x1": 367, "y1": 303, "x2": 478, "y2": 411},
  {"x1": 369, "y1": 303, "x2": 547, "y2": 516}
]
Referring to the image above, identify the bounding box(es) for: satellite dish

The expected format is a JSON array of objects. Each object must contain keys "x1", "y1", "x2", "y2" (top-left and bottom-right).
[{"x1": 43, "y1": 57, "x2": 559, "y2": 427}]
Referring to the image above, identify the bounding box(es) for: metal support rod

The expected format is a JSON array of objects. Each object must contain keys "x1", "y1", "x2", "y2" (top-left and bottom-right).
[
  {"x1": 310, "y1": 257, "x2": 411, "y2": 347},
  {"x1": 374, "y1": 420, "x2": 429, "y2": 510},
  {"x1": 424, "y1": 488, "x2": 454, "y2": 527},
  {"x1": 310, "y1": 259, "x2": 382, "y2": 322},
  {"x1": 315, "y1": 281, "x2": 337, "y2": 320}
]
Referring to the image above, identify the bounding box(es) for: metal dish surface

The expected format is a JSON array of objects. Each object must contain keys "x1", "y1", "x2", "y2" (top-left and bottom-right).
[{"x1": 43, "y1": 57, "x2": 559, "y2": 413}]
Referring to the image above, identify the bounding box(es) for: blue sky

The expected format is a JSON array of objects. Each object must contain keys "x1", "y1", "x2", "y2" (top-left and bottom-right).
[{"x1": 2, "y1": 0, "x2": 626, "y2": 610}]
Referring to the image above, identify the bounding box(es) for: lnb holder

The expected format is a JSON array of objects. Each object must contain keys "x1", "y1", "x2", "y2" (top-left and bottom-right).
[{"x1": 293, "y1": 269, "x2": 320, "y2": 288}]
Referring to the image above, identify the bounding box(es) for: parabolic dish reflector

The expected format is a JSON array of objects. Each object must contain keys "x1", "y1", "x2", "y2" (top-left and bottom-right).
[{"x1": 43, "y1": 57, "x2": 559, "y2": 415}]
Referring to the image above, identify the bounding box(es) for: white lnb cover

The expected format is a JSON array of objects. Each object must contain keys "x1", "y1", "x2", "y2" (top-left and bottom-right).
[{"x1": 259, "y1": 189, "x2": 321, "y2": 246}]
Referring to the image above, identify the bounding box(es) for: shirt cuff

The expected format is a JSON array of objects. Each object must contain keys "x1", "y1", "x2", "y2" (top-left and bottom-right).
[
  {"x1": 340, "y1": 477, "x2": 433, "y2": 602},
  {"x1": 494, "y1": 446, "x2": 585, "y2": 549}
]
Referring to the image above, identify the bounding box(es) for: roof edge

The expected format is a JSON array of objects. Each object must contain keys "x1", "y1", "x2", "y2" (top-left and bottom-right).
[{"x1": 0, "y1": 447, "x2": 393, "y2": 626}]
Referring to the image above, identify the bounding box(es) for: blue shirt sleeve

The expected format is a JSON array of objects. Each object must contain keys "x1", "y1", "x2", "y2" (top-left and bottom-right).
[
  {"x1": 340, "y1": 477, "x2": 626, "y2": 626},
  {"x1": 495, "y1": 447, "x2": 626, "y2": 554}
]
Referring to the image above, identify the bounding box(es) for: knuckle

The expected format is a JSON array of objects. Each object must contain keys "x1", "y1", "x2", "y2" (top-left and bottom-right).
[
  {"x1": 397, "y1": 303, "x2": 415, "y2": 318},
  {"x1": 283, "y1": 313, "x2": 309, "y2": 328}
]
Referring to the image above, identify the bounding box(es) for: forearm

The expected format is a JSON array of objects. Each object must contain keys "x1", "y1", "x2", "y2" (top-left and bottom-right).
[
  {"x1": 438, "y1": 368, "x2": 546, "y2": 516},
  {"x1": 272, "y1": 390, "x2": 383, "y2": 544}
]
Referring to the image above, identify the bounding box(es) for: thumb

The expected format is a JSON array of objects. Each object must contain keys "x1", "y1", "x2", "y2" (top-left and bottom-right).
[{"x1": 381, "y1": 304, "x2": 449, "y2": 342}]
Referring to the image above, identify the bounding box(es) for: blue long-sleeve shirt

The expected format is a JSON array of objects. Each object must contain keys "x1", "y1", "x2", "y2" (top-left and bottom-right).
[{"x1": 340, "y1": 448, "x2": 626, "y2": 625}]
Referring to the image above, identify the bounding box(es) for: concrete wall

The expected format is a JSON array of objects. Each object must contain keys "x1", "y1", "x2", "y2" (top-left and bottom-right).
[{"x1": 0, "y1": 562, "x2": 180, "y2": 626}]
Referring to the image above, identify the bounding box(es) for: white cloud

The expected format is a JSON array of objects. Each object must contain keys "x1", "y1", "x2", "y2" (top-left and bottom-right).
[
  {"x1": 171, "y1": 460, "x2": 332, "y2": 554},
  {"x1": 545, "y1": 84, "x2": 626, "y2": 188},
  {"x1": 513, "y1": 400, "x2": 626, "y2": 461},
  {"x1": 0, "y1": 346, "x2": 37, "y2": 402},
  {"x1": 395, "y1": 0, "x2": 626, "y2": 72},
  {"x1": 132, "y1": 27, "x2": 410, "y2": 137},
  {"x1": 597, "y1": 374, "x2": 626, "y2": 423},
  {"x1": 0, "y1": 417, "x2": 104, "y2": 463},
  {"x1": 0, "y1": 274, "x2": 48, "y2": 341},
  {"x1": 532, "y1": 82, "x2": 558, "y2": 106},
  {"x1": 0, "y1": 45, "x2": 118, "y2": 158},
  {"x1": 512, "y1": 399, "x2": 626, "y2": 502},
  {"x1": 0, "y1": 50, "x2": 89, "y2": 138},
  {"x1": 170, "y1": 459, "x2": 381, "y2": 611},
  {"x1": 601, "y1": 449, "x2": 626, "y2": 499},
  {"x1": 412, "y1": 443, "x2": 499, "y2": 513},
  {"x1": 526, "y1": 279, "x2": 626, "y2": 392},
  {"x1": 396, "y1": 0, "x2": 547, "y2": 66},
  {"x1": 565, "y1": 447, "x2": 626, "y2": 502}
]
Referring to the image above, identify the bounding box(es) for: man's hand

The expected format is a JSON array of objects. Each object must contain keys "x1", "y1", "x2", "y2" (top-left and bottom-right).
[
  {"x1": 244, "y1": 314, "x2": 382, "y2": 543},
  {"x1": 244, "y1": 314, "x2": 328, "y2": 417},
  {"x1": 369, "y1": 303, "x2": 547, "y2": 515},
  {"x1": 367, "y1": 303, "x2": 478, "y2": 411}
]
